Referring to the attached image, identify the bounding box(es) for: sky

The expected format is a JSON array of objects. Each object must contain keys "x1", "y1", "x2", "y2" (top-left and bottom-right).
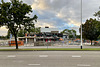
[{"x1": 0, "y1": 0, "x2": 100, "y2": 36}]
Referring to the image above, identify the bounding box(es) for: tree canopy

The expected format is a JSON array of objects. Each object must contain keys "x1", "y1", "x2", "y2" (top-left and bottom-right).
[
  {"x1": 0, "y1": 0, "x2": 38, "y2": 49},
  {"x1": 79, "y1": 18, "x2": 100, "y2": 45},
  {"x1": 17, "y1": 27, "x2": 41, "y2": 37},
  {"x1": 94, "y1": 8, "x2": 100, "y2": 20},
  {"x1": 61, "y1": 29, "x2": 76, "y2": 39}
]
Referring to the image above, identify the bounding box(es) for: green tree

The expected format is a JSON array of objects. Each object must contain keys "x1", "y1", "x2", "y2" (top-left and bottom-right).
[
  {"x1": 24, "y1": 21, "x2": 35, "y2": 34},
  {"x1": 32, "y1": 27, "x2": 41, "y2": 34},
  {"x1": 76, "y1": 35, "x2": 80, "y2": 39},
  {"x1": 18, "y1": 29, "x2": 27, "y2": 37},
  {"x1": 79, "y1": 18, "x2": 99, "y2": 45},
  {"x1": 0, "y1": 0, "x2": 37, "y2": 49},
  {"x1": 17, "y1": 27, "x2": 40, "y2": 37},
  {"x1": 61, "y1": 29, "x2": 76, "y2": 39},
  {"x1": 0, "y1": 36, "x2": 7, "y2": 40},
  {"x1": 94, "y1": 9, "x2": 100, "y2": 20},
  {"x1": 6, "y1": 30, "x2": 10, "y2": 39},
  {"x1": 94, "y1": 7, "x2": 100, "y2": 32}
]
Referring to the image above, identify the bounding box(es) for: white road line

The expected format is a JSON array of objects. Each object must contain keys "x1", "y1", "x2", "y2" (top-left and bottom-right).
[
  {"x1": 39, "y1": 55, "x2": 48, "y2": 57},
  {"x1": 7, "y1": 55, "x2": 16, "y2": 58},
  {"x1": 72, "y1": 55, "x2": 81, "y2": 58},
  {"x1": 77, "y1": 64, "x2": 91, "y2": 66},
  {"x1": 28, "y1": 64, "x2": 40, "y2": 66},
  {"x1": 13, "y1": 60, "x2": 24, "y2": 63}
]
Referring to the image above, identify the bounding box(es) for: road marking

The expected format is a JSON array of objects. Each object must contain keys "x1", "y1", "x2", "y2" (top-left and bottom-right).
[
  {"x1": 77, "y1": 64, "x2": 91, "y2": 66},
  {"x1": 72, "y1": 55, "x2": 81, "y2": 58},
  {"x1": 7, "y1": 55, "x2": 16, "y2": 58},
  {"x1": 28, "y1": 64, "x2": 40, "y2": 66},
  {"x1": 39, "y1": 55, "x2": 48, "y2": 57},
  {"x1": 13, "y1": 60, "x2": 24, "y2": 63}
]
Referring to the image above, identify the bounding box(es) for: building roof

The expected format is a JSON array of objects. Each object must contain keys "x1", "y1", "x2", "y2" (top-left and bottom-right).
[{"x1": 41, "y1": 28, "x2": 59, "y2": 33}]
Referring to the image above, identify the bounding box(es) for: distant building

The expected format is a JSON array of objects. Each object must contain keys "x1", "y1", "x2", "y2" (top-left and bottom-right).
[
  {"x1": 41, "y1": 27, "x2": 59, "y2": 33},
  {"x1": 18, "y1": 27, "x2": 63, "y2": 44}
]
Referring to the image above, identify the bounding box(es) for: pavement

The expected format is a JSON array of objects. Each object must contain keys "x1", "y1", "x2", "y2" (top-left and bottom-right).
[
  {"x1": 0, "y1": 51, "x2": 100, "y2": 67},
  {"x1": 0, "y1": 45, "x2": 100, "y2": 49}
]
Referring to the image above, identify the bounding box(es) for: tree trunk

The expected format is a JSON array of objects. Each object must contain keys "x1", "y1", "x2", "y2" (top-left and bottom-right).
[
  {"x1": 14, "y1": 34, "x2": 18, "y2": 49},
  {"x1": 91, "y1": 40, "x2": 92, "y2": 45}
]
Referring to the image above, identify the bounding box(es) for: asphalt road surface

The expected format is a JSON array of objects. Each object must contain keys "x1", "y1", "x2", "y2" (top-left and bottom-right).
[{"x1": 0, "y1": 51, "x2": 100, "y2": 67}]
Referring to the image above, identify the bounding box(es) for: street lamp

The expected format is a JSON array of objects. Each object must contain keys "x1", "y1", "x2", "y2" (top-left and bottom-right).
[{"x1": 80, "y1": 0, "x2": 83, "y2": 49}]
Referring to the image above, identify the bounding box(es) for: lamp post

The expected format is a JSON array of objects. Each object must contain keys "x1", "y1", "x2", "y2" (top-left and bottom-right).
[{"x1": 80, "y1": 0, "x2": 83, "y2": 49}]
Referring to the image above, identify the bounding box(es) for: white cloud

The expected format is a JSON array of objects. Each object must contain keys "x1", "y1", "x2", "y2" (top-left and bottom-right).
[
  {"x1": 68, "y1": 18, "x2": 80, "y2": 26},
  {"x1": 18, "y1": 0, "x2": 100, "y2": 35},
  {"x1": 1, "y1": 0, "x2": 100, "y2": 35},
  {"x1": 31, "y1": 0, "x2": 49, "y2": 10},
  {"x1": 0, "y1": 27, "x2": 8, "y2": 36},
  {"x1": 35, "y1": 20, "x2": 56, "y2": 28},
  {"x1": 50, "y1": 0, "x2": 54, "y2": 3}
]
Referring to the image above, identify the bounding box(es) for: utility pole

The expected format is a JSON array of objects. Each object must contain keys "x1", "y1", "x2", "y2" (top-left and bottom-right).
[{"x1": 81, "y1": 0, "x2": 83, "y2": 49}]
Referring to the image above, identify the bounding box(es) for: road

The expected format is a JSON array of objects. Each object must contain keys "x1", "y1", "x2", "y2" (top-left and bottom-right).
[{"x1": 0, "y1": 51, "x2": 100, "y2": 67}]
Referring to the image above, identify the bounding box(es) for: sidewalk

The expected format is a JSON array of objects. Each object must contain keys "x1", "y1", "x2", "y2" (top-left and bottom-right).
[{"x1": 0, "y1": 45, "x2": 100, "y2": 49}]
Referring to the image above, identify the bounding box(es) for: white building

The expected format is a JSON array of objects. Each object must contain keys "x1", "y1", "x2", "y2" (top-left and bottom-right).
[{"x1": 41, "y1": 27, "x2": 59, "y2": 33}]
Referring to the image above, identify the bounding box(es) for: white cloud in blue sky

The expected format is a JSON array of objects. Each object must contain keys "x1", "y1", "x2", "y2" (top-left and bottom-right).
[{"x1": 0, "y1": 0, "x2": 100, "y2": 35}]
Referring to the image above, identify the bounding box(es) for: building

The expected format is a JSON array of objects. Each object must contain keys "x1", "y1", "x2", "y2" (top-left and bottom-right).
[
  {"x1": 41, "y1": 27, "x2": 59, "y2": 33},
  {"x1": 18, "y1": 27, "x2": 63, "y2": 44}
]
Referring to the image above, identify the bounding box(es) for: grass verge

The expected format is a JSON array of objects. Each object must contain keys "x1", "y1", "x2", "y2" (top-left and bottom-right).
[{"x1": 0, "y1": 48, "x2": 100, "y2": 51}]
